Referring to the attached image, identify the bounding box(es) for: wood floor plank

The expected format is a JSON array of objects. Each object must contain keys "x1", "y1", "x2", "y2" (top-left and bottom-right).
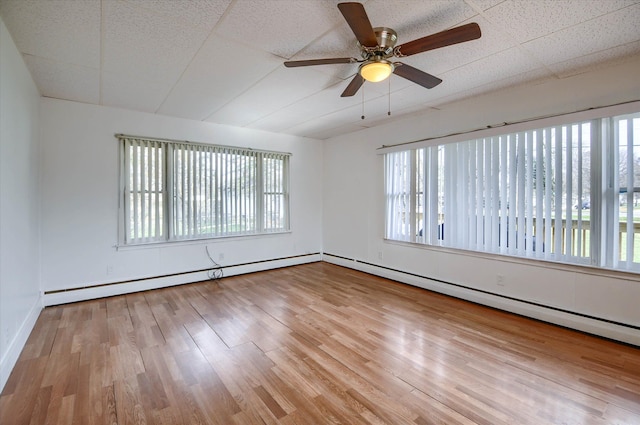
[
  {"x1": 58, "y1": 394, "x2": 77, "y2": 425},
  {"x1": 2, "y1": 262, "x2": 639, "y2": 424},
  {"x1": 19, "y1": 308, "x2": 60, "y2": 361},
  {"x1": 113, "y1": 375, "x2": 149, "y2": 425},
  {"x1": 138, "y1": 346, "x2": 194, "y2": 424},
  {"x1": 27, "y1": 385, "x2": 52, "y2": 425},
  {"x1": 1, "y1": 356, "x2": 49, "y2": 425}
]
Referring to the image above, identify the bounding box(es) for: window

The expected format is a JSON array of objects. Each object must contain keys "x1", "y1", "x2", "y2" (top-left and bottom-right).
[
  {"x1": 119, "y1": 136, "x2": 290, "y2": 245},
  {"x1": 384, "y1": 109, "x2": 640, "y2": 273}
]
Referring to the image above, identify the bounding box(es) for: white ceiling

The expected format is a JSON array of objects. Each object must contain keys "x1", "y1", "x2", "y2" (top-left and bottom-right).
[{"x1": 1, "y1": 0, "x2": 639, "y2": 140}]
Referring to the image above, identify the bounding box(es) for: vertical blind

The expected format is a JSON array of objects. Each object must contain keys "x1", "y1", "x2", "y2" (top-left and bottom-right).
[
  {"x1": 385, "y1": 111, "x2": 640, "y2": 273},
  {"x1": 120, "y1": 136, "x2": 290, "y2": 245},
  {"x1": 123, "y1": 138, "x2": 165, "y2": 244}
]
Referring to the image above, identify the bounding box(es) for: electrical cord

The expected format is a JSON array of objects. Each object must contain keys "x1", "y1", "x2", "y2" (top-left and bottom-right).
[{"x1": 205, "y1": 246, "x2": 223, "y2": 281}]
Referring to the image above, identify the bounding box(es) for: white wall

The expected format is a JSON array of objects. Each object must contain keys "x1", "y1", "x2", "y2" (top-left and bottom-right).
[
  {"x1": 0, "y1": 18, "x2": 42, "y2": 390},
  {"x1": 39, "y1": 99, "x2": 323, "y2": 303},
  {"x1": 323, "y1": 56, "x2": 640, "y2": 345}
]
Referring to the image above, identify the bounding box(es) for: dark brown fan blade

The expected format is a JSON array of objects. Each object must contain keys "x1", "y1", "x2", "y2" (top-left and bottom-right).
[
  {"x1": 393, "y1": 63, "x2": 442, "y2": 89},
  {"x1": 341, "y1": 74, "x2": 364, "y2": 97},
  {"x1": 395, "y1": 22, "x2": 481, "y2": 57},
  {"x1": 284, "y1": 58, "x2": 357, "y2": 67},
  {"x1": 337, "y1": 2, "x2": 378, "y2": 48}
]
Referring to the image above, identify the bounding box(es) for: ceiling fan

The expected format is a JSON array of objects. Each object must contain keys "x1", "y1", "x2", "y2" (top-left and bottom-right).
[{"x1": 284, "y1": 2, "x2": 481, "y2": 97}]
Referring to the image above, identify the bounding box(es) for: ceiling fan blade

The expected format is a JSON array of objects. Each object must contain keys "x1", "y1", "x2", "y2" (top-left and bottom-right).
[
  {"x1": 394, "y1": 22, "x2": 481, "y2": 57},
  {"x1": 284, "y1": 57, "x2": 357, "y2": 67},
  {"x1": 341, "y1": 74, "x2": 364, "y2": 97},
  {"x1": 393, "y1": 63, "x2": 442, "y2": 89},
  {"x1": 337, "y1": 2, "x2": 378, "y2": 48}
]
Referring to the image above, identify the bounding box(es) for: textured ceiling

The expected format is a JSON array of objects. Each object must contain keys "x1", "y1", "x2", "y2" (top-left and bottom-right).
[{"x1": 1, "y1": 0, "x2": 639, "y2": 140}]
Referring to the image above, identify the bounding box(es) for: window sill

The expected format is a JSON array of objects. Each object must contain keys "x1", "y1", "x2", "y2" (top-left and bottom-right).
[
  {"x1": 383, "y1": 238, "x2": 640, "y2": 283},
  {"x1": 115, "y1": 230, "x2": 292, "y2": 251}
]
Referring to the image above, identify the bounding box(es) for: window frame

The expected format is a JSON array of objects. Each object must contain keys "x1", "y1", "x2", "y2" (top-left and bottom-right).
[
  {"x1": 117, "y1": 135, "x2": 291, "y2": 247},
  {"x1": 381, "y1": 101, "x2": 640, "y2": 274}
]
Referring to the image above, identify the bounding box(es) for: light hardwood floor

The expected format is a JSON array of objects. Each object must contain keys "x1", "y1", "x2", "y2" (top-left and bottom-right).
[{"x1": 1, "y1": 262, "x2": 639, "y2": 424}]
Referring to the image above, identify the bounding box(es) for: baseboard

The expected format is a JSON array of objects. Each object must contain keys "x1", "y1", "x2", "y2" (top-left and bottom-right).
[
  {"x1": 0, "y1": 296, "x2": 42, "y2": 393},
  {"x1": 43, "y1": 253, "x2": 321, "y2": 306},
  {"x1": 322, "y1": 253, "x2": 640, "y2": 347},
  {"x1": 221, "y1": 253, "x2": 321, "y2": 277}
]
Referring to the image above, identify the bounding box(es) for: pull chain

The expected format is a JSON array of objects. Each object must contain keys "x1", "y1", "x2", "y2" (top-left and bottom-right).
[
  {"x1": 361, "y1": 82, "x2": 365, "y2": 120},
  {"x1": 388, "y1": 76, "x2": 391, "y2": 116}
]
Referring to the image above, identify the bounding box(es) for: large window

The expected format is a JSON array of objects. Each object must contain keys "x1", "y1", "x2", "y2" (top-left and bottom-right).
[
  {"x1": 385, "y1": 109, "x2": 640, "y2": 273},
  {"x1": 118, "y1": 136, "x2": 290, "y2": 245}
]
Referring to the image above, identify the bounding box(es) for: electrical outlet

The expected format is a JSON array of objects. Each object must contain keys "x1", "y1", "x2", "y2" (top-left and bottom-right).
[
  {"x1": 378, "y1": 251, "x2": 383, "y2": 260},
  {"x1": 496, "y1": 274, "x2": 505, "y2": 287},
  {"x1": 219, "y1": 253, "x2": 224, "y2": 261},
  {"x1": 107, "y1": 265, "x2": 114, "y2": 275}
]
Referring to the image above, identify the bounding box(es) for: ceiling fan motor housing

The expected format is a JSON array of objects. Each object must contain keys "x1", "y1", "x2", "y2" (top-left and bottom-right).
[
  {"x1": 375, "y1": 27, "x2": 398, "y2": 49},
  {"x1": 359, "y1": 27, "x2": 397, "y2": 59}
]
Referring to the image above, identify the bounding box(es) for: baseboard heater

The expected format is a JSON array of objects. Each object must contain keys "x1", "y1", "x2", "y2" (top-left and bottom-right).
[
  {"x1": 322, "y1": 252, "x2": 640, "y2": 344},
  {"x1": 43, "y1": 252, "x2": 321, "y2": 305}
]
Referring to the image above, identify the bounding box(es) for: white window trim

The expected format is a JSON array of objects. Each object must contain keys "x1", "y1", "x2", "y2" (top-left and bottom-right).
[
  {"x1": 383, "y1": 103, "x2": 640, "y2": 274},
  {"x1": 117, "y1": 134, "x2": 291, "y2": 247}
]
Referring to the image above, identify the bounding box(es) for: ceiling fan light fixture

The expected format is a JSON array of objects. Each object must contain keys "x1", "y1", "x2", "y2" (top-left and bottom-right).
[{"x1": 359, "y1": 60, "x2": 394, "y2": 82}]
